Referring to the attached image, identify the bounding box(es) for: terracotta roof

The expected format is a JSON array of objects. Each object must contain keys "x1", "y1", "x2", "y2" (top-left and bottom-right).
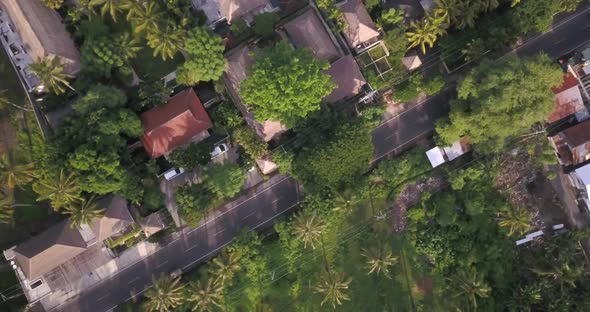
[
  {"x1": 338, "y1": 0, "x2": 380, "y2": 48},
  {"x1": 552, "y1": 72, "x2": 579, "y2": 94},
  {"x1": 91, "y1": 195, "x2": 134, "y2": 242},
  {"x1": 141, "y1": 88, "x2": 213, "y2": 158},
  {"x1": 323, "y1": 55, "x2": 366, "y2": 103},
  {"x1": 14, "y1": 220, "x2": 87, "y2": 279},
  {"x1": 283, "y1": 9, "x2": 341, "y2": 63},
  {"x1": 1, "y1": 0, "x2": 80, "y2": 74},
  {"x1": 548, "y1": 80, "x2": 587, "y2": 124}
]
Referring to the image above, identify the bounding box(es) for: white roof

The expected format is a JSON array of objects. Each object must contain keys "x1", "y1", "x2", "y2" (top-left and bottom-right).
[
  {"x1": 574, "y1": 163, "x2": 590, "y2": 195},
  {"x1": 426, "y1": 147, "x2": 446, "y2": 168}
]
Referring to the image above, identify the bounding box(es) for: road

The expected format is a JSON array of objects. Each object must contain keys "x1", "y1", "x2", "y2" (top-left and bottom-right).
[
  {"x1": 371, "y1": 3, "x2": 590, "y2": 161},
  {"x1": 53, "y1": 176, "x2": 300, "y2": 312}
]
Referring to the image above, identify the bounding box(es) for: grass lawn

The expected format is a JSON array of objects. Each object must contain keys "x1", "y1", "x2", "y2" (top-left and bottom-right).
[{"x1": 131, "y1": 47, "x2": 184, "y2": 80}]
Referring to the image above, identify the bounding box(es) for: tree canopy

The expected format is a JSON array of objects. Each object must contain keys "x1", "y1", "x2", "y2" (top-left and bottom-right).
[
  {"x1": 176, "y1": 27, "x2": 225, "y2": 85},
  {"x1": 436, "y1": 54, "x2": 562, "y2": 153},
  {"x1": 240, "y1": 42, "x2": 336, "y2": 126},
  {"x1": 203, "y1": 163, "x2": 246, "y2": 198}
]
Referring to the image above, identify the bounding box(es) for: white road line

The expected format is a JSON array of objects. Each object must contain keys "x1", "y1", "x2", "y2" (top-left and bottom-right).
[
  {"x1": 241, "y1": 211, "x2": 256, "y2": 221},
  {"x1": 156, "y1": 260, "x2": 169, "y2": 268},
  {"x1": 187, "y1": 176, "x2": 292, "y2": 235},
  {"x1": 271, "y1": 197, "x2": 281, "y2": 205},
  {"x1": 214, "y1": 228, "x2": 225, "y2": 236},
  {"x1": 374, "y1": 89, "x2": 451, "y2": 129},
  {"x1": 97, "y1": 293, "x2": 109, "y2": 301},
  {"x1": 371, "y1": 128, "x2": 433, "y2": 164},
  {"x1": 127, "y1": 276, "x2": 140, "y2": 285},
  {"x1": 185, "y1": 242, "x2": 200, "y2": 252}
]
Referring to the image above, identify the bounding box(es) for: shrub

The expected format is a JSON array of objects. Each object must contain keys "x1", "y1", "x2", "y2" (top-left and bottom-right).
[
  {"x1": 233, "y1": 126, "x2": 268, "y2": 159},
  {"x1": 168, "y1": 143, "x2": 212, "y2": 169},
  {"x1": 203, "y1": 163, "x2": 246, "y2": 198},
  {"x1": 175, "y1": 183, "x2": 214, "y2": 226},
  {"x1": 253, "y1": 12, "x2": 280, "y2": 38},
  {"x1": 143, "y1": 186, "x2": 164, "y2": 212}
]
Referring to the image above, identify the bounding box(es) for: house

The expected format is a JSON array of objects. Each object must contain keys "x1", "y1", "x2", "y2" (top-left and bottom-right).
[
  {"x1": 402, "y1": 52, "x2": 422, "y2": 71},
  {"x1": 425, "y1": 138, "x2": 471, "y2": 168},
  {"x1": 323, "y1": 55, "x2": 367, "y2": 103},
  {"x1": 3, "y1": 196, "x2": 135, "y2": 307},
  {"x1": 141, "y1": 88, "x2": 213, "y2": 158},
  {"x1": 548, "y1": 72, "x2": 589, "y2": 126},
  {"x1": 192, "y1": 0, "x2": 279, "y2": 26},
  {"x1": 224, "y1": 44, "x2": 288, "y2": 142},
  {"x1": 382, "y1": 0, "x2": 425, "y2": 22},
  {"x1": 549, "y1": 119, "x2": 590, "y2": 167},
  {"x1": 0, "y1": 0, "x2": 80, "y2": 91},
  {"x1": 141, "y1": 211, "x2": 167, "y2": 238},
  {"x1": 568, "y1": 163, "x2": 590, "y2": 211},
  {"x1": 337, "y1": 0, "x2": 380, "y2": 52}
]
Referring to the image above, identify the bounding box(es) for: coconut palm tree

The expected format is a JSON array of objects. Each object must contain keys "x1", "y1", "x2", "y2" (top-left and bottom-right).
[
  {"x1": 406, "y1": 11, "x2": 448, "y2": 54},
  {"x1": 292, "y1": 211, "x2": 327, "y2": 250},
  {"x1": 0, "y1": 190, "x2": 14, "y2": 224},
  {"x1": 446, "y1": 268, "x2": 491, "y2": 310},
  {"x1": 496, "y1": 205, "x2": 533, "y2": 236},
  {"x1": 0, "y1": 150, "x2": 34, "y2": 189},
  {"x1": 125, "y1": 1, "x2": 166, "y2": 34},
  {"x1": 211, "y1": 250, "x2": 241, "y2": 287},
  {"x1": 0, "y1": 90, "x2": 31, "y2": 111},
  {"x1": 147, "y1": 23, "x2": 184, "y2": 61},
  {"x1": 34, "y1": 169, "x2": 81, "y2": 211},
  {"x1": 29, "y1": 57, "x2": 74, "y2": 95},
  {"x1": 532, "y1": 261, "x2": 585, "y2": 290},
  {"x1": 508, "y1": 284, "x2": 542, "y2": 312},
  {"x1": 188, "y1": 278, "x2": 222, "y2": 312},
  {"x1": 314, "y1": 271, "x2": 352, "y2": 309},
  {"x1": 144, "y1": 274, "x2": 185, "y2": 312},
  {"x1": 64, "y1": 196, "x2": 106, "y2": 228},
  {"x1": 90, "y1": 0, "x2": 125, "y2": 22},
  {"x1": 361, "y1": 244, "x2": 398, "y2": 278},
  {"x1": 114, "y1": 32, "x2": 143, "y2": 62}
]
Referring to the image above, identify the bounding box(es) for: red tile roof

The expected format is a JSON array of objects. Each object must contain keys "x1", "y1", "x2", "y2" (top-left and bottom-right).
[
  {"x1": 552, "y1": 72, "x2": 579, "y2": 94},
  {"x1": 141, "y1": 89, "x2": 212, "y2": 158}
]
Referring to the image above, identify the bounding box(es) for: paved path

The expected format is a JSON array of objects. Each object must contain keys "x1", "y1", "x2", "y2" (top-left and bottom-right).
[
  {"x1": 371, "y1": 3, "x2": 590, "y2": 162},
  {"x1": 53, "y1": 176, "x2": 300, "y2": 312}
]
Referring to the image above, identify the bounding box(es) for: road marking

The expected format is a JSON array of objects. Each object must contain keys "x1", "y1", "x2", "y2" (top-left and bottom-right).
[
  {"x1": 156, "y1": 260, "x2": 169, "y2": 268},
  {"x1": 127, "y1": 277, "x2": 140, "y2": 285},
  {"x1": 241, "y1": 211, "x2": 256, "y2": 221},
  {"x1": 374, "y1": 89, "x2": 451, "y2": 130},
  {"x1": 271, "y1": 197, "x2": 281, "y2": 205},
  {"x1": 185, "y1": 242, "x2": 200, "y2": 252},
  {"x1": 554, "y1": 38, "x2": 566, "y2": 45},
  {"x1": 371, "y1": 128, "x2": 433, "y2": 164},
  {"x1": 214, "y1": 228, "x2": 225, "y2": 236},
  {"x1": 97, "y1": 293, "x2": 110, "y2": 301},
  {"x1": 187, "y1": 176, "x2": 293, "y2": 235}
]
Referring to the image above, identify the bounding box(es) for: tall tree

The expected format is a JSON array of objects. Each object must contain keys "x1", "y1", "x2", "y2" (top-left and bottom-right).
[
  {"x1": 29, "y1": 57, "x2": 74, "y2": 95},
  {"x1": 496, "y1": 205, "x2": 533, "y2": 236},
  {"x1": 114, "y1": 32, "x2": 143, "y2": 62},
  {"x1": 211, "y1": 250, "x2": 242, "y2": 287},
  {"x1": 188, "y1": 278, "x2": 222, "y2": 312},
  {"x1": 90, "y1": 0, "x2": 124, "y2": 22},
  {"x1": 446, "y1": 268, "x2": 491, "y2": 310},
  {"x1": 291, "y1": 211, "x2": 326, "y2": 250},
  {"x1": 144, "y1": 274, "x2": 185, "y2": 312},
  {"x1": 203, "y1": 163, "x2": 246, "y2": 198},
  {"x1": 0, "y1": 189, "x2": 14, "y2": 224},
  {"x1": 125, "y1": 0, "x2": 166, "y2": 34},
  {"x1": 0, "y1": 151, "x2": 34, "y2": 189},
  {"x1": 64, "y1": 196, "x2": 106, "y2": 227},
  {"x1": 436, "y1": 54, "x2": 563, "y2": 153},
  {"x1": 33, "y1": 169, "x2": 81, "y2": 211},
  {"x1": 240, "y1": 42, "x2": 336, "y2": 126},
  {"x1": 41, "y1": 0, "x2": 64, "y2": 9},
  {"x1": 314, "y1": 271, "x2": 352, "y2": 308},
  {"x1": 406, "y1": 11, "x2": 448, "y2": 54},
  {"x1": 361, "y1": 244, "x2": 398, "y2": 278},
  {"x1": 147, "y1": 23, "x2": 184, "y2": 61},
  {"x1": 176, "y1": 27, "x2": 226, "y2": 85}
]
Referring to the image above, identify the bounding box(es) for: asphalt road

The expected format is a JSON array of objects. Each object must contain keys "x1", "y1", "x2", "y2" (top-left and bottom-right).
[
  {"x1": 371, "y1": 3, "x2": 590, "y2": 162},
  {"x1": 53, "y1": 176, "x2": 300, "y2": 312}
]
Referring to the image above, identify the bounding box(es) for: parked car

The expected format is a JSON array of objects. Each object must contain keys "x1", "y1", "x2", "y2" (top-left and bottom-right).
[
  {"x1": 211, "y1": 143, "x2": 229, "y2": 159},
  {"x1": 163, "y1": 167, "x2": 185, "y2": 180}
]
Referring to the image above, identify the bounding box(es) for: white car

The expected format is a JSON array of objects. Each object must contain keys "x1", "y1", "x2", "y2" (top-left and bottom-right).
[
  {"x1": 163, "y1": 167, "x2": 185, "y2": 181},
  {"x1": 211, "y1": 143, "x2": 229, "y2": 159}
]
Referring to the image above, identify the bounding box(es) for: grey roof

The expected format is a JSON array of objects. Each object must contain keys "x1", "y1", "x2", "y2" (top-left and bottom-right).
[
  {"x1": 14, "y1": 220, "x2": 87, "y2": 279},
  {"x1": 283, "y1": 9, "x2": 341, "y2": 63},
  {"x1": 323, "y1": 55, "x2": 366, "y2": 103},
  {"x1": 1, "y1": 0, "x2": 80, "y2": 75},
  {"x1": 338, "y1": 0, "x2": 380, "y2": 48},
  {"x1": 91, "y1": 195, "x2": 133, "y2": 242}
]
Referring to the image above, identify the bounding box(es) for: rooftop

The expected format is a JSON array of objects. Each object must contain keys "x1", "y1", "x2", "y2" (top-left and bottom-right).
[
  {"x1": 550, "y1": 119, "x2": 590, "y2": 166},
  {"x1": 90, "y1": 196, "x2": 134, "y2": 242},
  {"x1": 141, "y1": 88, "x2": 213, "y2": 158},
  {"x1": 323, "y1": 55, "x2": 366, "y2": 103},
  {"x1": 193, "y1": 0, "x2": 275, "y2": 23},
  {"x1": 338, "y1": 0, "x2": 380, "y2": 49},
  {"x1": 549, "y1": 73, "x2": 588, "y2": 124}
]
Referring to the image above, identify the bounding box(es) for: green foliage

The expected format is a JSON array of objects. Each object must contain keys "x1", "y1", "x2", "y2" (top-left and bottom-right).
[
  {"x1": 253, "y1": 12, "x2": 279, "y2": 38},
  {"x1": 41, "y1": 0, "x2": 63, "y2": 9},
  {"x1": 406, "y1": 10, "x2": 448, "y2": 54},
  {"x1": 436, "y1": 54, "x2": 563, "y2": 153},
  {"x1": 560, "y1": 0, "x2": 582, "y2": 12},
  {"x1": 241, "y1": 42, "x2": 336, "y2": 126},
  {"x1": 272, "y1": 149, "x2": 295, "y2": 176},
  {"x1": 168, "y1": 143, "x2": 212, "y2": 170},
  {"x1": 176, "y1": 27, "x2": 225, "y2": 85},
  {"x1": 175, "y1": 183, "x2": 214, "y2": 226},
  {"x1": 143, "y1": 186, "x2": 164, "y2": 211},
  {"x1": 233, "y1": 126, "x2": 268, "y2": 159},
  {"x1": 203, "y1": 163, "x2": 245, "y2": 198},
  {"x1": 512, "y1": 0, "x2": 560, "y2": 34},
  {"x1": 384, "y1": 25, "x2": 409, "y2": 61},
  {"x1": 379, "y1": 8, "x2": 405, "y2": 30},
  {"x1": 81, "y1": 37, "x2": 125, "y2": 79},
  {"x1": 393, "y1": 73, "x2": 446, "y2": 102},
  {"x1": 295, "y1": 122, "x2": 373, "y2": 189},
  {"x1": 133, "y1": 80, "x2": 172, "y2": 111},
  {"x1": 317, "y1": 0, "x2": 346, "y2": 31},
  {"x1": 371, "y1": 147, "x2": 431, "y2": 192}
]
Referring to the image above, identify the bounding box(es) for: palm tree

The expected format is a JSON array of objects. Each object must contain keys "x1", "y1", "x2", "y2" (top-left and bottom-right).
[
  {"x1": 0, "y1": 90, "x2": 31, "y2": 111},
  {"x1": 292, "y1": 211, "x2": 327, "y2": 250},
  {"x1": 34, "y1": 169, "x2": 81, "y2": 211},
  {"x1": 0, "y1": 151, "x2": 34, "y2": 189},
  {"x1": 314, "y1": 271, "x2": 352, "y2": 309},
  {"x1": 496, "y1": 205, "x2": 533, "y2": 236},
  {"x1": 0, "y1": 190, "x2": 14, "y2": 224},
  {"x1": 406, "y1": 12, "x2": 448, "y2": 54},
  {"x1": 532, "y1": 261, "x2": 585, "y2": 290},
  {"x1": 361, "y1": 244, "x2": 398, "y2": 278},
  {"x1": 446, "y1": 268, "x2": 491, "y2": 310},
  {"x1": 114, "y1": 32, "x2": 143, "y2": 62},
  {"x1": 144, "y1": 274, "x2": 185, "y2": 312},
  {"x1": 211, "y1": 250, "x2": 241, "y2": 287},
  {"x1": 64, "y1": 196, "x2": 106, "y2": 228},
  {"x1": 125, "y1": 1, "x2": 166, "y2": 34},
  {"x1": 28, "y1": 57, "x2": 74, "y2": 95},
  {"x1": 188, "y1": 278, "x2": 222, "y2": 312},
  {"x1": 90, "y1": 0, "x2": 125, "y2": 22},
  {"x1": 508, "y1": 284, "x2": 542, "y2": 312},
  {"x1": 147, "y1": 24, "x2": 184, "y2": 61}
]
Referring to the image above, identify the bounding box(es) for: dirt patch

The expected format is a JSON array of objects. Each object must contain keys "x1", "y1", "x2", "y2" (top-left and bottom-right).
[{"x1": 391, "y1": 176, "x2": 446, "y2": 232}]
